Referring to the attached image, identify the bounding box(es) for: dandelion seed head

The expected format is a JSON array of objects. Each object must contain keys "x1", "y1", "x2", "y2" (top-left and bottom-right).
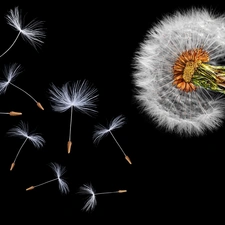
[
  {"x1": 49, "y1": 162, "x2": 69, "y2": 194},
  {"x1": 7, "y1": 120, "x2": 45, "y2": 148},
  {"x1": 48, "y1": 80, "x2": 99, "y2": 116},
  {"x1": 132, "y1": 7, "x2": 225, "y2": 136}
]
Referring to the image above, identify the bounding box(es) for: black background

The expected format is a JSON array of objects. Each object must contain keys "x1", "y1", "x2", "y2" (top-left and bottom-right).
[{"x1": 1, "y1": 1, "x2": 224, "y2": 223}]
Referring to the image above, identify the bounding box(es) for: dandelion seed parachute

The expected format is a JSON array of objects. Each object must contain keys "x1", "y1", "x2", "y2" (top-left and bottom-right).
[
  {"x1": 48, "y1": 80, "x2": 99, "y2": 153},
  {"x1": 7, "y1": 120, "x2": 45, "y2": 170},
  {"x1": 0, "y1": 6, "x2": 45, "y2": 58},
  {"x1": 93, "y1": 115, "x2": 132, "y2": 164},
  {"x1": 132, "y1": 7, "x2": 225, "y2": 136},
  {"x1": 77, "y1": 183, "x2": 127, "y2": 212},
  {"x1": 0, "y1": 63, "x2": 44, "y2": 110},
  {"x1": 26, "y1": 162, "x2": 69, "y2": 194}
]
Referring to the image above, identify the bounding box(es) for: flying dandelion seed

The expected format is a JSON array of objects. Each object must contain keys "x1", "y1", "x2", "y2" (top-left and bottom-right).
[
  {"x1": 0, "y1": 111, "x2": 22, "y2": 116},
  {"x1": 7, "y1": 120, "x2": 45, "y2": 171},
  {"x1": 132, "y1": 7, "x2": 225, "y2": 136},
  {"x1": 77, "y1": 183, "x2": 127, "y2": 212},
  {"x1": 93, "y1": 115, "x2": 132, "y2": 164},
  {"x1": 0, "y1": 63, "x2": 44, "y2": 110},
  {"x1": 0, "y1": 6, "x2": 45, "y2": 58},
  {"x1": 48, "y1": 80, "x2": 99, "y2": 154},
  {"x1": 26, "y1": 162, "x2": 69, "y2": 194}
]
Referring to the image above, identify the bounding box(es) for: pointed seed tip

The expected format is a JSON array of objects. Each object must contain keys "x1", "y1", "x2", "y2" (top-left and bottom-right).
[
  {"x1": 37, "y1": 102, "x2": 44, "y2": 110},
  {"x1": 67, "y1": 141, "x2": 72, "y2": 154},
  {"x1": 118, "y1": 190, "x2": 127, "y2": 193},
  {"x1": 9, "y1": 111, "x2": 22, "y2": 116},
  {"x1": 125, "y1": 155, "x2": 132, "y2": 164},
  {"x1": 26, "y1": 186, "x2": 35, "y2": 191},
  {"x1": 10, "y1": 162, "x2": 15, "y2": 171}
]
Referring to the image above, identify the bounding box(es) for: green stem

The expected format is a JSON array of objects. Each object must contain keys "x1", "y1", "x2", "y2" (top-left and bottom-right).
[{"x1": 192, "y1": 63, "x2": 225, "y2": 94}]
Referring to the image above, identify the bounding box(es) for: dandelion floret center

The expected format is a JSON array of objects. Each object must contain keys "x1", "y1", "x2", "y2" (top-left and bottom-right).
[
  {"x1": 183, "y1": 61, "x2": 199, "y2": 82},
  {"x1": 173, "y1": 48, "x2": 209, "y2": 92}
]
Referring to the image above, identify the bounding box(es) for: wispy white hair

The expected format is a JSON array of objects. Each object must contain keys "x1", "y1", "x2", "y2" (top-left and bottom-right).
[
  {"x1": 77, "y1": 183, "x2": 97, "y2": 212},
  {"x1": 48, "y1": 80, "x2": 98, "y2": 116},
  {"x1": 132, "y1": 7, "x2": 225, "y2": 136},
  {"x1": 7, "y1": 120, "x2": 45, "y2": 148},
  {"x1": 5, "y1": 6, "x2": 46, "y2": 49},
  {"x1": 0, "y1": 63, "x2": 23, "y2": 94},
  {"x1": 93, "y1": 115, "x2": 126, "y2": 144},
  {"x1": 49, "y1": 162, "x2": 70, "y2": 194}
]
